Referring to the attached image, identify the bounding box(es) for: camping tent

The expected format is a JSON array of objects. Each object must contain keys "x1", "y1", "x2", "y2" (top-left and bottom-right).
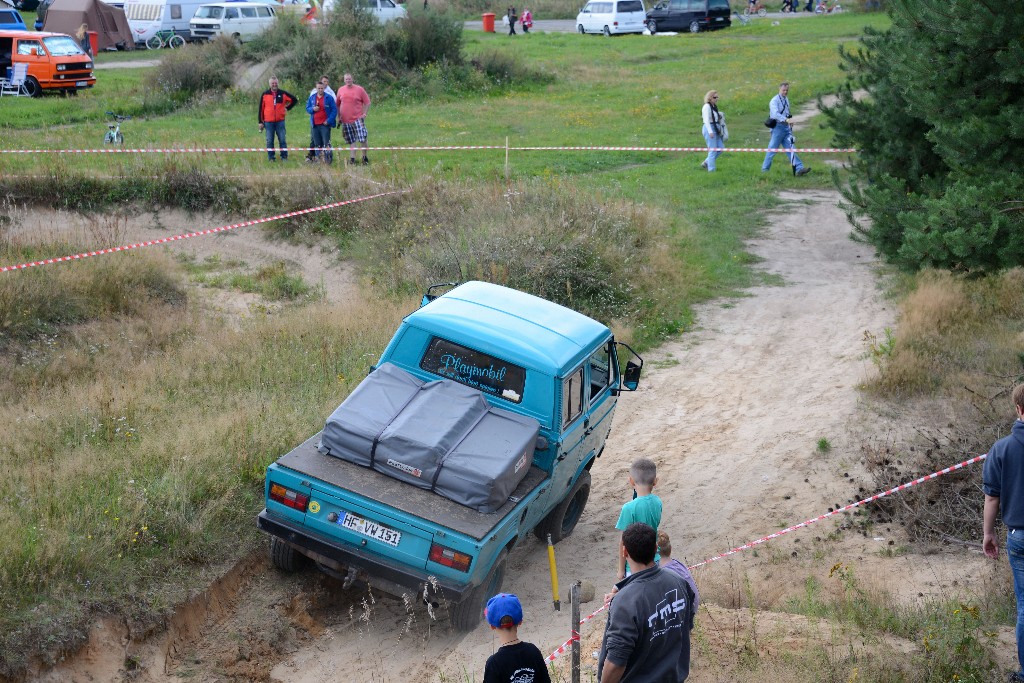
[{"x1": 42, "y1": 0, "x2": 133, "y2": 50}]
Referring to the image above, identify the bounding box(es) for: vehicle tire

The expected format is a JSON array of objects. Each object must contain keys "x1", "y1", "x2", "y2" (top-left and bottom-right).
[
  {"x1": 168, "y1": 34, "x2": 185, "y2": 48},
  {"x1": 270, "y1": 537, "x2": 304, "y2": 572},
  {"x1": 757, "y1": 7, "x2": 767, "y2": 15},
  {"x1": 146, "y1": 35, "x2": 162, "y2": 49},
  {"x1": 646, "y1": 18, "x2": 656, "y2": 33},
  {"x1": 232, "y1": 33, "x2": 242, "y2": 44},
  {"x1": 114, "y1": 132, "x2": 124, "y2": 145},
  {"x1": 577, "y1": 23, "x2": 585, "y2": 33},
  {"x1": 602, "y1": 25, "x2": 611, "y2": 36},
  {"x1": 449, "y1": 552, "x2": 507, "y2": 632},
  {"x1": 24, "y1": 76, "x2": 40, "y2": 98},
  {"x1": 688, "y1": 20, "x2": 700, "y2": 32},
  {"x1": 533, "y1": 471, "x2": 591, "y2": 544}
]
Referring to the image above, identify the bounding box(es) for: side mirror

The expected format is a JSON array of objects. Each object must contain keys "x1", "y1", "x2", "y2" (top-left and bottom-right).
[{"x1": 613, "y1": 341, "x2": 643, "y2": 393}]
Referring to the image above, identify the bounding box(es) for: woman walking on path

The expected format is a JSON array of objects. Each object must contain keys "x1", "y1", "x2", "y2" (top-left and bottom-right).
[{"x1": 701, "y1": 90, "x2": 726, "y2": 172}]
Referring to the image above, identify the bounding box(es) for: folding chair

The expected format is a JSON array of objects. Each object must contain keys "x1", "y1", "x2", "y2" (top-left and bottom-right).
[{"x1": 0, "y1": 63, "x2": 30, "y2": 97}]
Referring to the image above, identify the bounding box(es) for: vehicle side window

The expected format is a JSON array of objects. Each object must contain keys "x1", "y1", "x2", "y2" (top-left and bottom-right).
[
  {"x1": 383, "y1": 0, "x2": 397, "y2": 6},
  {"x1": 170, "y1": 4, "x2": 181, "y2": 18},
  {"x1": 225, "y1": 8, "x2": 238, "y2": 18},
  {"x1": 588, "y1": 346, "x2": 611, "y2": 402},
  {"x1": 668, "y1": 0, "x2": 684, "y2": 8},
  {"x1": 257, "y1": 6, "x2": 271, "y2": 16},
  {"x1": 17, "y1": 40, "x2": 41, "y2": 55},
  {"x1": 562, "y1": 367, "x2": 585, "y2": 427},
  {"x1": 240, "y1": 7, "x2": 256, "y2": 17}
]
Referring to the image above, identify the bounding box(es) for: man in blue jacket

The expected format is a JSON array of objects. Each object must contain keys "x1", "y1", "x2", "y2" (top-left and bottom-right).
[
  {"x1": 983, "y1": 384, "x2": 1024, "y2": 683},
  {"x1": 599, "y1": 522, "x2": 696, "y2": 682},
  {"x1": 306, "y1": 81, "x2": 337, "y2": 164}
]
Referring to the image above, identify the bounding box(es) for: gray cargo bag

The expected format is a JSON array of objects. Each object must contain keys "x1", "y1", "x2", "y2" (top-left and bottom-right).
[{"x1": 318, "y1": 363, "x2": 539, "y2": 513}]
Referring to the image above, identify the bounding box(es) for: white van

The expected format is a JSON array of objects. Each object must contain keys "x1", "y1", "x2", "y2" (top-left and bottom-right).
[
  {"x1": 320, "y1": 0, "x2": 407, "y2": 23},
  {"x1": 189, "y1": 1, "x2": 276, "y2": 42},
  {"x1": 575, "y1": 0, "x2": 645, "y2": 35},
  {"x1": 123, "y1": 0, "x2": 205, "y2": 46}
]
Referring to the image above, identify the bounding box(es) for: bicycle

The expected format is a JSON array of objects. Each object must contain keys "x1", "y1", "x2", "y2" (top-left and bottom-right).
[
  {"x1": 814, "y1": 0, "x2": 841, "y2": 12},
  {"x1": 743, "y1": 0, "x2": 767, "y2": 16},
  {"x1": 145, "y1": 30, "x2": 185, "y2": 49},
  {"x1": 103, "y1": 111, "x2": 130, "y2": 145}
]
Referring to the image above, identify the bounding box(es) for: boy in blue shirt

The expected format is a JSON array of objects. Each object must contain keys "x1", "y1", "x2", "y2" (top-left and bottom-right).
[{"x1": 615, "y1": 457, "x2": 661, "y2": 581}]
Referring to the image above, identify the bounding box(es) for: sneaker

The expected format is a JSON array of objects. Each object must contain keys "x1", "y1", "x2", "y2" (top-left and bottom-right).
[
  {"x1": 362, "y1": 156, "x2": 370, "y2": 165},
  {"x1": 349, "y1": 157, "x2": 357, "y2": 165},
  {"x1": 268, "y1": 157, "x2": 276, "y2": 162},
  {"x1": 795, "y1": 166, "x2": 812, "y2": 176},
  {"x1": 700, "y1": 160, "x2": 708, "y2": 170}
]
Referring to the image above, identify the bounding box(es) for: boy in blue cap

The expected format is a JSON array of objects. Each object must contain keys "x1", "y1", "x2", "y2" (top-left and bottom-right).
[{"x1": 483, "y1": 593, "x2": 551, "y2": 683}]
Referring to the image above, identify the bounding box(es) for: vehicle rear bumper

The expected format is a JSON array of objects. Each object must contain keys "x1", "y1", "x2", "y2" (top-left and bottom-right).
[{"x1": 258, "y1": 510, "x2": 472, "y2": 602}]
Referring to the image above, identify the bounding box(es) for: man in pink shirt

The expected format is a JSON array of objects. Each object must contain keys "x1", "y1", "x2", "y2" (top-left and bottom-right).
[{"x1": 336, "y1": 72, "x2": 372, "y2": 165}]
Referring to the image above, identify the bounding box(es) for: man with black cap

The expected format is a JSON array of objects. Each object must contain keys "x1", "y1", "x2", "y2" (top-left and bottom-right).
[{"x1": 482, "y1": 593, "x2": 551, "y2": 683}]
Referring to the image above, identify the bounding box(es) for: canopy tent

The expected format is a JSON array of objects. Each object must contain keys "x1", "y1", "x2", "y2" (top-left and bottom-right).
[{"x1": 43, "y1": 0, "x2": 133, "y2": 50}]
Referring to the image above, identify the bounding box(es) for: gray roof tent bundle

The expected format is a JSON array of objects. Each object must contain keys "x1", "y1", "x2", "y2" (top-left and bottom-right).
[{"x1": 318, "y1": 363, "x2": 539, "y2": 513}]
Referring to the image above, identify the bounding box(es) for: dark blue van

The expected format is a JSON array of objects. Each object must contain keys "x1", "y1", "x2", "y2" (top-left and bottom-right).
[{"x1": 645, "y1": 0, "x2": 731, "y2": 33}]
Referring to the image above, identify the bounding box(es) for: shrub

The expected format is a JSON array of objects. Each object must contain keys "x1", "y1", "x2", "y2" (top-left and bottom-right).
[
  {"x1": 148, "y1": 39, "x2": 237, "y2": 105},
  {"x1": 471, "y1": 49, "x2": 554, "y2": 87},
  {"x1": 381, "y1": 10, "x2": 464, "y2": 68}
]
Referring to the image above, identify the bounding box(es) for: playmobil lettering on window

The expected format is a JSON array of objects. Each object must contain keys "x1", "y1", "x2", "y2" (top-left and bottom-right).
[{"x1": 420, "y1": 337, "x2": 526, "y2": 403}]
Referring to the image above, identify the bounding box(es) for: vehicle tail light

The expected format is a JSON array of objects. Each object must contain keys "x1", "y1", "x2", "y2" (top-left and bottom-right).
[
  {"x1": 429, "y1": 543, "x2": 472, "y2": 572},
  {"x1": 269, "y1": 483, "x2": 309, "y2": 511}
]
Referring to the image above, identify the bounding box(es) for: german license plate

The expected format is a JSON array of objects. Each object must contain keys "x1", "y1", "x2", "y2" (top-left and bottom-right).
[
  {"x1": 76, "y1": 81, "x2": 87, "y2": 87},
  {"x1": 338, "y1": 511, "x2": 401, "y2": 547}
]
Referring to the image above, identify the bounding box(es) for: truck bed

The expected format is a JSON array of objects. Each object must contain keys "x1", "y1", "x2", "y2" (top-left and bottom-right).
[{"x1": 276, "y1": 434, "x2": 549, "y2": 541}]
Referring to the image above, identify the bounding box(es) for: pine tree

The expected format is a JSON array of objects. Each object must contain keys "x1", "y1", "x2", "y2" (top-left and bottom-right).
[{"x1": 822, "y1": 0, "x2": 1024, "y2": 273}]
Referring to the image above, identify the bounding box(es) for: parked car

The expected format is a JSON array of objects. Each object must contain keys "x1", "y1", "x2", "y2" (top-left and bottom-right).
[
  {"x1": 0, "y1": 6, "x2": 26, "y2": 28},
  {"x1": 189, "y1": 1, "x2": 276, "y2": 42},
  {"x1": 645, "y1": 0, "x2": 730, "y2": 33},
  {"x1": 320, "y1": 0, "x2": 407, "y2": 24},
  {"x1": 0, "y1": 29, "x2": 95, "y2": 96},
  {"x1": 575, "y1": 0, "x2": 645, "y2": 36}
]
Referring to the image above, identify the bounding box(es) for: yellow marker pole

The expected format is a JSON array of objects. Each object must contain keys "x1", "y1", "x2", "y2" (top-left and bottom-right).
[{"x1": 547, "y1": 533, "x2": 560, "y2": 611}]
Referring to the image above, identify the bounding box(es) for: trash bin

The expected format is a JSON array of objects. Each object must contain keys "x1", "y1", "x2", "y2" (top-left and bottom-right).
[
  {"x1": 87, "y1": 31, "x2": 99, "y2": 56},
  {"x1": 482, "y1": 12, "x2": 495, "y2": 32}
]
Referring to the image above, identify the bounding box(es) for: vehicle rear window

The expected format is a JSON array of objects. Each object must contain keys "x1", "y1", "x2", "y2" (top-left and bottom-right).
[
  {"x1": 420, "y1": 337, "x2": 526, "y2": 403},
  {"x1": 617, "y1": 1, "x2": 644, "y2": 11},
  {"x1": 709, "y1": 0, "x2": 728, "y2": 8}
]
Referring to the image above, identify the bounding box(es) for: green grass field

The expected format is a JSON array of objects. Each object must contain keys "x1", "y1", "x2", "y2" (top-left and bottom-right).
[{"x1": 0, "y1": 12, "x2": 899, "y2": 677}]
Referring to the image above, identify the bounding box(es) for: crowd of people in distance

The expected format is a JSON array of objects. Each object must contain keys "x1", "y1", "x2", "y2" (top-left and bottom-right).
[{"x1": 256, "y1": 72, "x2": 371, "y2": 165}]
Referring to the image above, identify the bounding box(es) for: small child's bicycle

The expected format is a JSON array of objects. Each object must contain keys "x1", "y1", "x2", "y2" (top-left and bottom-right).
[
  {"x1": 743, "y1": 0, "x2": 767, "y2": 16},
  {"x1": 145, "y1": 29, "x2": 185, "y2": 49},
  {"x1": 814, "y1": 0, "x2": 841, "y2": 12},
  {"x1": 103, "y1": 111, "x2": 130, "y2": 145}
]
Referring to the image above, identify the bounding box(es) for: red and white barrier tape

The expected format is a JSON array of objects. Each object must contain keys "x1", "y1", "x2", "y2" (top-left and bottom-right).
[
  {"x1": 0, "y1": 145, "x2": 857, "y2": 155},
  {"x1": 545, "y1": 452, "x2": 987, "y2": 663},
  {"x1": 0, "y1": 190, "x2": 403, "y2": 273}
]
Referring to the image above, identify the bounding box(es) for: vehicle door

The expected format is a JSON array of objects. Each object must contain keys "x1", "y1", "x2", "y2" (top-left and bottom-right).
[
  {"x1": 222, "y1": 5, "x2": 239, "y2": 36},
  {"x1": 662, "y1": 0, "x2": 686, "y2": 29},
  {"x1": 377, "y1": 0, "x2": 403, "y2": 21},
  {"x1": 581, "y1": 342, "x2": 616, "y2": 467},
  {"x1": 555, "y1": 364, "x2": 588, "y2": 495},
  {"x1": 707, "y1": 0, "x2": 730, "y2": 27},
  {"x1": 255, "y1": 4, "x2": 273, "y2": 31},
  {"x1": 15, "y1": 36, "x2": 47, "y2": 86},
  {"x1": 238, "y1": 6, "x2": 258, "y2": 37}
]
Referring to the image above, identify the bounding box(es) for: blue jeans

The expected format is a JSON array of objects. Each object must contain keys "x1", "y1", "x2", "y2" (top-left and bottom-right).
[
  {"x1": 264, "y1": 120, "x2": 287, "y2": 160},
  {"x1": 1008, "y1": 529, "x2": 1024, "y2": 676},
  {"x1": 702, "y1": 124, "x2": 724, "y2": 171},
  {"x1": 762, "y1": 122, "x2": 803, "y2": 172},
  {"x1": 311, "y1": 124, "x2": 333, "y2": 164}
]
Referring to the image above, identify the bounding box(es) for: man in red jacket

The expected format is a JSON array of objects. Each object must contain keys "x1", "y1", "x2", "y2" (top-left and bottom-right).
[
  {"x1": 257, "y1": 77, "x2": 298, "y2": 162},
  {"x1": 336, "y1": 72, "x2": 372, "y2": 165}
]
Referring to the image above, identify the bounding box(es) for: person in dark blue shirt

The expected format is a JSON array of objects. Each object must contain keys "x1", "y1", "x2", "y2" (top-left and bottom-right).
[{"x1": 983, "y1": 384, "x2": 1024, "y2": 683}]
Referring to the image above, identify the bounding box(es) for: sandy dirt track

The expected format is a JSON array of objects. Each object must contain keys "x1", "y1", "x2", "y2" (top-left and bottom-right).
[{"x1": 27, "y1": 189, "x2": 1012, "y2": 683}]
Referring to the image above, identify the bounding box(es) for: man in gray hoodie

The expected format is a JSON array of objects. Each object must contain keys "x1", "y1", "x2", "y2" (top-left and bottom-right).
[{"x1": 598, "y1": 522, "x2": 696, "y2": 683}]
